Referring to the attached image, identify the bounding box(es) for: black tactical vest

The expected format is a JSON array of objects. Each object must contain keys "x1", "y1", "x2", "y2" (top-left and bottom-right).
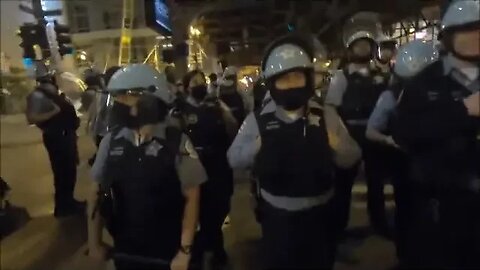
[
  {"x1": 254, "y1": 107, "x2": 334, "y2": 197},
  {"x1": 339, "y1": 69, "x2": 385, "y2": 143},
  {"x1": 35, "y1": 87, "x2": 79, "y2": 132},
  {"x1": 105, "y1": 132, "x2": 184, "y2": 258},
  {"x1": 183, "y1": 101, "x2": 230, "y2": 163},
  {"x1": 404, "y1": 62, "x2": 480, "y2": 192},
  {"x1": 220, "y1": 91, "x2": 245, "y2": 124}
]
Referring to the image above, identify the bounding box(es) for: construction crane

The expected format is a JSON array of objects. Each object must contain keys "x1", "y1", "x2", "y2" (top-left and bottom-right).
[{"x1": 118, "y1": 0, "x2": 134, "y2": 66}]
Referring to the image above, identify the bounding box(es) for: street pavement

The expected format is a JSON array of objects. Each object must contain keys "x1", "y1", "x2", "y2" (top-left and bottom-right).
[{"x1": 0, "y1": 114, "x2": 397, "y2": 270}]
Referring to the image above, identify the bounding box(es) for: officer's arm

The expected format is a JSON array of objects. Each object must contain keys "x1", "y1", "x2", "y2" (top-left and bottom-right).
[
  {"x1": 176, "y1": 135, "x2": 207, "y2": 251},
  {"x1": 218, "y1": 100, "x2": 239, "y2": 139},
  {"x1": 366, "y1": 91, "x2": 396, "y2": 144},
  {"x1": 26, "y1": 92, "x2": 60, "y2": 124},
  {"x1": 324, "y1": 106, "x2": 362, "y2": 168},
  {"x1": 324, "y1": 70, "x2": 348, "y2": 108},
  {"x1": 394, "y1": 81, "x2": 473, "y2": 149},
  {"x1": 87, "y1": 134, "x2": 112, "y2": 251},
  {"x1": 227, "y1": 113, "x2": 260, "y2": 169}
]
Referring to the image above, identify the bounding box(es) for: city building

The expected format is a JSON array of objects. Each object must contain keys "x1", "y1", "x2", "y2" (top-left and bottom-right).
[{"x1": 65, "y1": 0, "x2": 168, "y2": 71}]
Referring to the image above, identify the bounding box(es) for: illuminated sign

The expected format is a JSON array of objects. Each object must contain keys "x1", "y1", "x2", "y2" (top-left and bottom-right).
[{"x1": 145, "y1": 0, "x2": 172, "y2": 36}]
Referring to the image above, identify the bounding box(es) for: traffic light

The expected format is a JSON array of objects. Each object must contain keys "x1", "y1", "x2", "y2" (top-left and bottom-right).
[
  {"x1": 35, "y1": 24, "x2": 51, "y2": 58},
  {"x1": 17, "y1": 24, "x2": 36, "y2": 59},
  {"x1": 54, "y1": 20, "x2": 73, "y2": 56}
]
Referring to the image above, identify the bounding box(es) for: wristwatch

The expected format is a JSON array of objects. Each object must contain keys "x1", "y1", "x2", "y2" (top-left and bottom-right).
[{"x1": 179, "y1": 245, "x2": 193, "y2": 255}]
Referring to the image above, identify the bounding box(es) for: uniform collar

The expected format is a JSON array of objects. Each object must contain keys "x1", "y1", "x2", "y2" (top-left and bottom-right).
[
  {"x1": 113, "y1": 123, "x2": 167, "y2": 143},
  {"x1": 443, "y1": 54, "x2": 480, "y2": 92},
  {"x1": 261, "y1": 99, "x2": 322, "y2": 124}
]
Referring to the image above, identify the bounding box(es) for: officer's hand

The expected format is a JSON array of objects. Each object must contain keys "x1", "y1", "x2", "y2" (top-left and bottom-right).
[
  {"x1": 87, "y1": 243, "x2": 110, "y2": 261},
  {"x1": 170, "y1": 251, "x2": 191, "y2": 270},
  {"x1": 463, "y1": 92, "x2": 479, "y2": 117},
  {"x1": 385, "y1": 136, "x2": 400, "y2": 148}
]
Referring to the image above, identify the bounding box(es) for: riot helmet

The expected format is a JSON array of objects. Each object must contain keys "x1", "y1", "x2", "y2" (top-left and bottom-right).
[
  {"x1": 261, "y1": 34, "x2": 314, "y2": 111},
  {"x1": 440, "y1": 0, "x2": 480, "y2": 63}
]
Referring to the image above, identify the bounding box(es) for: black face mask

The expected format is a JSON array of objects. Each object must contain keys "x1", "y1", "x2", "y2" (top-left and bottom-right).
[
  {"x1": 271, "y1": 86, "x2": 313, "y2": 111},
  {"x1": 133, "y1": 95, "x2": 161, "y2": 128},
  {"x1": 350, "y1": 54, "x2": 373, "y2": 64},
  {"x1": 191, "y1": 85, "x2": 208, "y2": 102},
  {"x1": 270, "y1": 70, "x2": 314, "y2": 111},
  {"x1": 111, "y1": 102, "x2": 135, "y2": 128}
]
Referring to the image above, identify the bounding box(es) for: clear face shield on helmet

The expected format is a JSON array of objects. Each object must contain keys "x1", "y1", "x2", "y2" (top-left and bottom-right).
[{"x1": 343, "y1": 12, "x2": 381, "y2": 63}]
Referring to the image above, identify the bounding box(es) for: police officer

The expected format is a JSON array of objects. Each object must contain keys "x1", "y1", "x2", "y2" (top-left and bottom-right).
[
  {"x1": 394, "y1": 1, "x2": 480, "y2": 268},
  {"x1": 325, "y1": 24, "x2": 391, "y2": 237},
  {"x1": 366, "y1": 39, "x2": 439, "y2": 262},
  {"x1": 228, "y1": 34, "x2": 361, "y2": 269},
  {"x1": 83, "y1": 69, "x2": 110, "y2": 165},
  {"x1": 375, "y1": 35, "x2": 397, "y2": 73},
  {"x1": 218, "y1": 66, "x2": 246, "y2": 124},
  {"x1": 26, "y1": 62, "x2": 82, "y2": 218},
  {"x1": 87, "y1": 64, "x2": 207, "y2": 270},
  {"x1": 180, "y1": 70, "x2": 237, "y2": 269},
  {"x1": 208, "y1": 73, "x2": 219, "y2": 96}
]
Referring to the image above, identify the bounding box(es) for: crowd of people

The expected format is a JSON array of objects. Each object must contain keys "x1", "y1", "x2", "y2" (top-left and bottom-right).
[{"x1": 25, "y1": 1, "x2": 479, "y2": 269}]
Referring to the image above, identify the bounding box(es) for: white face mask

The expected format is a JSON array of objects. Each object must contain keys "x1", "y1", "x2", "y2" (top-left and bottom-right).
[
  {"x1": 357, "y1": 67, "x2": 369, "y2": 76},
  {"x1": 460, "y1": 67, "x2": 479, "y2": 81},
  {"x1": 449, "y1": 54, "x2": 480, "y2": 81}
]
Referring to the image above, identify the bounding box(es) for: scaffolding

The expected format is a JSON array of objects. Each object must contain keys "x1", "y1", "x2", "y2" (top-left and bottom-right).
[
  {"x1": 118, "y1": 0, "x2": 134, "y2": 66},
  {"x1": 390, "y1": 13, "x2": 439, "y2": 45}
]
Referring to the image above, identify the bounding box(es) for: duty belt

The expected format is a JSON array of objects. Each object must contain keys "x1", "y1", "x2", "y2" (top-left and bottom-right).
[{"x1": 260, "y1": 188, "x2": 334, "y2": 212}]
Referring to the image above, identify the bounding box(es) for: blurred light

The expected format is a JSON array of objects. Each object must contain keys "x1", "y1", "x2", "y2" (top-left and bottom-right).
[
  {"x1": 239, "y1": 77, "x2": 249, "y2": 86},
  {"x1": 313, "y1": 58, "x2": 317, "y2": 63},
  {"x1": 324, "y1": 60, "x2": 331, "y2": 67},
  {"x1": 189, "y1": 26, "x2": 201, "y2": 37},
  {"x1": 79, "y1": 54, "x2": 87, "y2": 61},
  {"x1": 23, "y1": 58, "x2": 34, "y2": 68},
  {"x1": 415, "y1": 30, "x2": 427, "y2": 39},
  {"x1": 287, "y1": 24, "x2": 295, "y2": 32}
]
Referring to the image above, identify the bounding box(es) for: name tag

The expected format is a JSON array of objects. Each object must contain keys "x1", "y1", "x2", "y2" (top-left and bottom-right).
[
  {"x1": 266, "y1": 121, "x2": 280, "y2": 130},
  {"x1": 110, "y1": 146, "x2": 124, "y2": 156}
]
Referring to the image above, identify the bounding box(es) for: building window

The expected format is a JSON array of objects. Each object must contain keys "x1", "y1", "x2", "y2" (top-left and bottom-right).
[
  {"x1": 103, "y1": 9, "x2": 122, "y2": 29},
  {"x1": 391, "y1": 19, "x2": 439, "y2": 45},
  {"x1": 131, "y1": 38, "x2": 147, "y2": 63},
  {"x1": 72, "y1": 5, "x2": 90, "y2": 32}
]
